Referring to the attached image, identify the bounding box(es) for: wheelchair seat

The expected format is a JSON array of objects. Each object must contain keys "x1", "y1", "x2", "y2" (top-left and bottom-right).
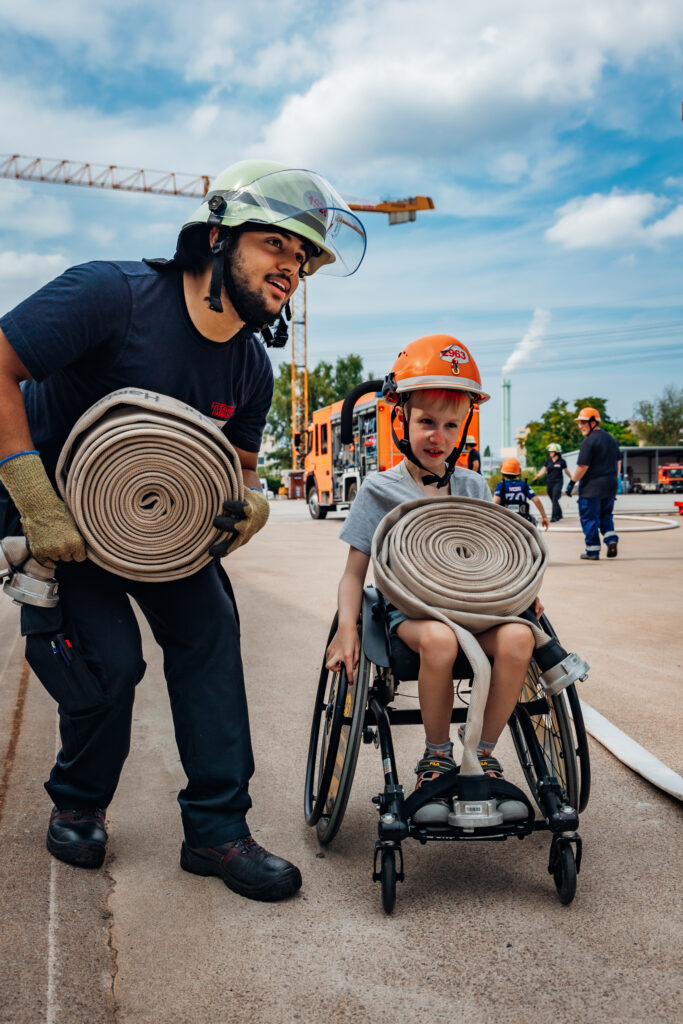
[{"x1": 362, "y1": 585, "x2": 474, "y2": 685}]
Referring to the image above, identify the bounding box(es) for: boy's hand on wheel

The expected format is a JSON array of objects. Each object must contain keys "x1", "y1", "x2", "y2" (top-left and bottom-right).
[{"x1": 325, "y1": 627, "x2": 359, "y2": 681}]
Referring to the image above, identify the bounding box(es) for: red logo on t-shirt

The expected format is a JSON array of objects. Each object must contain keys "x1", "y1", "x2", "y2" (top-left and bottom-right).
[{"x1": 211, "y1": 402, "x2": 236, "y2": 420}]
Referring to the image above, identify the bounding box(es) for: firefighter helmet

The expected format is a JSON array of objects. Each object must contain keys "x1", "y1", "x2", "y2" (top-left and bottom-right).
[
  {"x1": 382, "y1": 334, "x2": 490, "y2": 404},
  {"x1": 179, "y1": 159, "x2": 366, "y2": 277},
  {"x1": 501, "y1": 457, "x2": 522, "y2": 476},
  {"x1": 546, "y1": 443, "x2": 562, "y2": 453},
  {"x1": 575, "y1": 407, "x2": 601, "y2": 422}
]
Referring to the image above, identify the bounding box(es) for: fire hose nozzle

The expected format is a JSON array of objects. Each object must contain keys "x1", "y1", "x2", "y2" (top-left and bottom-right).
[
  {"x1": 533, "y1": 636, "x2": 589, "y2": 696},
  {"x1": 0, "y1": 537, "x2": 60, "y2": 608}
]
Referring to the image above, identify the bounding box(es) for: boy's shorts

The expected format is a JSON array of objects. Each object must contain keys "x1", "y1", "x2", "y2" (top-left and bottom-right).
[{"x1": 386, "y1": 605, "x2": 408, "y2": 637}]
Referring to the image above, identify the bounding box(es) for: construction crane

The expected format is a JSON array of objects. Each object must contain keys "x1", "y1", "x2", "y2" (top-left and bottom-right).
[{"x1": 0, "y1": 154, "x2": 435, "y2": 467}]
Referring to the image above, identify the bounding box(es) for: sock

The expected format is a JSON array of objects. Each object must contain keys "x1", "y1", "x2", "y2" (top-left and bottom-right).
[
  {"x1": 457, "y1": 724, "x2": 496, "y2": 758},
  {"x1": 424, "y1": 738, "x2": 454, "y2": 761}
]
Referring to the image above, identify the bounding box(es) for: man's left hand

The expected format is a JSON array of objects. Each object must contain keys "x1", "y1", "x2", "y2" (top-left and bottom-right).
[{"x1": 209, "y1": 489, "x2": 270, "y2": 558}]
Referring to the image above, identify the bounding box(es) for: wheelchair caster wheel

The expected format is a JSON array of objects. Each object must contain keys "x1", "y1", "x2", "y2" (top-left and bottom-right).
[
  {"x1": 380, "y1": 849, "x2": 397, "y2": 914},
  {"x1": 551, "y1": 838, "x2": 577, "y2": 905}
]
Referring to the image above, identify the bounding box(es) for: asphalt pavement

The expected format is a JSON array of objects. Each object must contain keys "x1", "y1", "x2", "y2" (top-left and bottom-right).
[{"x1": 0, "y1": 501, "x2": 681, "y2": 1024}]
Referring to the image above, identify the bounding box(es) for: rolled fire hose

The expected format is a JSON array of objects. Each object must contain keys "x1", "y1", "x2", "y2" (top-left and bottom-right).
[
  {"x1": 371, "y1": 496, "x2": 588, "y2": 777},
  {"x1": 55, "y1": 388, "x2": 243, "y2": 582}
]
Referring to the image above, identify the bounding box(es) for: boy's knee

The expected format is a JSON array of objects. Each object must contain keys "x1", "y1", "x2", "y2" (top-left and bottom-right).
[
  {"x1": 504, "y1": 623, "x2": 535, "y2": 662},
  {"x1": 418, "y1": 621, "x2": 458, "y2": 660}
]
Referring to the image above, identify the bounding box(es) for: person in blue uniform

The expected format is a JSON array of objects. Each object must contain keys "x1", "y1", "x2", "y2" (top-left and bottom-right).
[
  {"x1": 0, "y1": 160, "x2": 366, "y2": 902},
  {"x1": 566, "y1": 407, "x2": 620, "y2": 561},
  {"x1": 494, "y1": 458, "x2": 549, "y2": 529}
]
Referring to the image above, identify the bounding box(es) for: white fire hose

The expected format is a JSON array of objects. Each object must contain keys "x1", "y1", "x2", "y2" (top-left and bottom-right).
[
  {"x1": 371, "y1": 496, "x2": 589, "y2": 778},
  {"x1": 55, "y1": 388, "x2": 243, "y2": 582}
]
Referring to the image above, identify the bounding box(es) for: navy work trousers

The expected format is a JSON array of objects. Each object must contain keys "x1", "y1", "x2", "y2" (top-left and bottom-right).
[
  {"x1": 577, "y1": 496, "x2": 618, "y2": 555},
  {"x1": 547, "y1": 479, "x2": 563, "y2": 521},
  {"x1": 20, "y1": 559, "x2": 253, "y2": 847}
]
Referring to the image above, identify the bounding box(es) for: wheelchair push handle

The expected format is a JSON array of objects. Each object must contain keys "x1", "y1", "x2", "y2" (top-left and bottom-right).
[
  {"x1": 0, "y1": 536, "x2": 60, "y2": 608},
  {"x1": 340, "y1": 380, "x2": 384, "y2": 445}
]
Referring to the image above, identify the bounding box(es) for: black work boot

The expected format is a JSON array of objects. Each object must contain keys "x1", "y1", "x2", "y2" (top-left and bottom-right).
[
  {"x1": 47, "y1": 807, "x2": 108, "y2": 868},
  {"x1": 180, "y1": 836, "x2": 302, "y2": 902}
]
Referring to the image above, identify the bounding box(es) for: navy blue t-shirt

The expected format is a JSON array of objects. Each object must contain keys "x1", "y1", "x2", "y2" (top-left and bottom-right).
[
  {"x1": 577, "y1": 429, "x2": 619, "y2": 498},
  {"x1": 494, "y1": 479, "x2": 535, "y2": 506},
  {"x1": 0, "y1": 261, "x2": 274, "y2": 479}
]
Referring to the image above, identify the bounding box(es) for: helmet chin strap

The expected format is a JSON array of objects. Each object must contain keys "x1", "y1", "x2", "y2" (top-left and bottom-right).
[
  {"x1": 205, "y1": 221, "x2": 288, "y2": 345},
  {"x1": 390, "y1": 398, "x2": 475, "y2": 489}
]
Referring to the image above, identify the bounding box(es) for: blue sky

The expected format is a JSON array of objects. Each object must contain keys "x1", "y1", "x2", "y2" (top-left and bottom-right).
[{"x1": 0, "y1": 0, "x2": 681, "y2": 454}]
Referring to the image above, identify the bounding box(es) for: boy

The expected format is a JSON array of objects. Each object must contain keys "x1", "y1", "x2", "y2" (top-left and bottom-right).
[
  {"x1": 325, "y1": 335, "x2": 542, "y2": 826},
  {"x1": 494, "y1": 458, "x2": 550, "y2": 529}
]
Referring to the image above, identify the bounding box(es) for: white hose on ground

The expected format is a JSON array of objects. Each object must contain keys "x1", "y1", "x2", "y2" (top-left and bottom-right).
[
  {"x1": 56, "y1": 388, "x2": 243, "y2": 582},
  {"x1": 371, "y1": 496, "x2": 550, "y2": 776}
]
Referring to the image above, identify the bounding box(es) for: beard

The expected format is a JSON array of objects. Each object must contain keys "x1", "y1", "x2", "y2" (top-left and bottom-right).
[{"x1": 225, "y1": 247, "x2": 282, "y2": 327}]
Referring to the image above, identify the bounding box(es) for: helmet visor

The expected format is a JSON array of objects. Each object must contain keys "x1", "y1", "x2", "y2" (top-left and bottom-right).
[{"x1": 207, "y1": 168, "x2": 367, "y2": 276}]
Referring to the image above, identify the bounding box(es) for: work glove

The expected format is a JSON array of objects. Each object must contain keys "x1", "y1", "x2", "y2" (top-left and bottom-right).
[
  {"x1": 0, "y1": 452, "x2": 86, "y2": 567},
  {"x1": 209, "y1": 488, "x2": 270, "y2": 558},
  {"x1": 565, "y1": 480, "x2": 575, "y2": 497}
]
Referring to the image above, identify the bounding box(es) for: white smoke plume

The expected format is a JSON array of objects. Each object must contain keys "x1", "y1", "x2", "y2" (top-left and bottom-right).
[{"x1": 502, "y1": 307, "x2": 551, "y2": 374}]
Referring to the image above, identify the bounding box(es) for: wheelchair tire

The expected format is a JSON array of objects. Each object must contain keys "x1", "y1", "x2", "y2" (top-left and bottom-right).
[
  {"x1": 538, "y1": 613, "x2": 591, "y2": 812},
  {"x1": 304, "y1": 613, "x2": 371, "y2": 844},
  {"x1": 552, "y1": 839, "x2": 577, "y2": 905},
  {"x1": 510, "y1": 660, "x2": 580, "y2": 813},
  {"x1": 380, "y1": 849, "x2": 397, "y2": 914},
  {"x1": 304, "y1": 613, "x2": 348, "y2": 827}
]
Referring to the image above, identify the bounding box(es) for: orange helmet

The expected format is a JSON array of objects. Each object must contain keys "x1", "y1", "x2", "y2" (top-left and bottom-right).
[
  {"x1": 382, "y1": 334, "x2": 490, "y2": 404},
  {"x1": 501, "y1": 457, "x2": 521, "y2": 476},
  {"x1": 576, "y1": 407, "x2": 601, "y2": 422}
]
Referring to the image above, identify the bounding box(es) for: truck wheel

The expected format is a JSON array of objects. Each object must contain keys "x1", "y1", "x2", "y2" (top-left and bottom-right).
[
  {"x1": 308, "y1": 487, "x2": 328, "y2": 520},
  {"x1": 347, "y1": 483, "x2": 358, "y2": 503}
]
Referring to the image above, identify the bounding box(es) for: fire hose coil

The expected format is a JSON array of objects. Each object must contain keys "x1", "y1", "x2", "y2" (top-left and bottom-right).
[
  {"x1": 371, "y1": 496, "x2": 550, "y2": 776},
  {"x1": 56, "y1": 388, "x2": 243, "y2": 582}
]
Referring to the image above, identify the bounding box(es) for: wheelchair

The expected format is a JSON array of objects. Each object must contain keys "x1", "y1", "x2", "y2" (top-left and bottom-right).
[{"x1": 304, "y1": 588, "x2": 590, "y2": 913}]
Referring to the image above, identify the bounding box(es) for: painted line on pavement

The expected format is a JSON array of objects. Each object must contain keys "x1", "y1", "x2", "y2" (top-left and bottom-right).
[
  {"x1": 578, "y1": 699, "x2": 683, "y2": 801},
  {"x1": 46, "y1": 715, "x2": 60, "y2": 1024}
]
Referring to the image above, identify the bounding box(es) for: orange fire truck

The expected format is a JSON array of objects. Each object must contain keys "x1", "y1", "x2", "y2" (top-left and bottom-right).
[{"x1": 302, "y1": 390, "x2": 480, "y2": 519}]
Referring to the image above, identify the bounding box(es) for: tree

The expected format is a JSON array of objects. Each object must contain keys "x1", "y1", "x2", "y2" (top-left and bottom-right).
[
  {"x1": 265, "y1": 353, "x2": 367, "y2": 464},
  {"x1": 524, "y1": 397, "x2": 636, "y2": 468},
  {"x1": 632, "y1": 386, "x2": 683, "y2": 445}
]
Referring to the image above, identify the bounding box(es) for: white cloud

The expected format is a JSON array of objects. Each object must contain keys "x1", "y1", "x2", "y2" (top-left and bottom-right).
[
  {"x1": 0, "y1": 181, "x2": 73, "y2": 237},
  {"x1": 545, "y1": 191, "x2": 683, "y2": 249},
  {"x1": 502, "y1": 307, "x2": 551, "y2": 374}
]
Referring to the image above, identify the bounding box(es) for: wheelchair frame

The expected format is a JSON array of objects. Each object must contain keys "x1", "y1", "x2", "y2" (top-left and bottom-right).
[{"x1": 305, "y1": 587, "x2": 591, "y2": 913}]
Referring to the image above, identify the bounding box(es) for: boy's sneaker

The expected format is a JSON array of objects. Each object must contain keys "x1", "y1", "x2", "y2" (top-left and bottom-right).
[
  {"x1": 478, "y1": 756, "x2": 528, "y2": 822},
  {"x1": 412, "y1": 755, "x2": 456, "y2": 826}
]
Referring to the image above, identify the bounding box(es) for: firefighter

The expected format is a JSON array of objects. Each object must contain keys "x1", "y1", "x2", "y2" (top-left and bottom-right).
[
  {"x1": 0, "y1": 159, "x2": 366, "y2": 901},
  {"x1": 464, "y1": 434, "x2": 481, "y2": 473},
  {"x1": 566, "y1": 407, "x2": 620, "y2": 560},
  {"x1": 326, "y1": 335, "x2": 542, "y2": 827},
  {"x1": 532, "y1": 443, "x2": 572, "y2": 522}
]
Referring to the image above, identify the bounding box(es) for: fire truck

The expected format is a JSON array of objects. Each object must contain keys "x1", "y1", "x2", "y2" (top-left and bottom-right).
[
  {"x1": 302, "y1": 390, "x2": 480, "y2": 519},
  {"x1": 657, "y1": 464, "x2": 683, "y2": 493}
]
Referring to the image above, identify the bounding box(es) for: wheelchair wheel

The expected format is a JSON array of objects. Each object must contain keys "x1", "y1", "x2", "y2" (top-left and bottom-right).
[
  {"x1": 380, "y1": 849, "x2": 397, "y2": 914},
  {"x1": 304, "y1": 613, "x2": 347, "y2": 827},
  {"x1": 551, "y1": 838, "x2": 577, "y2": 905},
  {"x1": 304, "y1": 614, "x2": 371, "y2": 845},
  {"x1": 510, "y1": 660, "x2": 579, "y2": 812}
]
